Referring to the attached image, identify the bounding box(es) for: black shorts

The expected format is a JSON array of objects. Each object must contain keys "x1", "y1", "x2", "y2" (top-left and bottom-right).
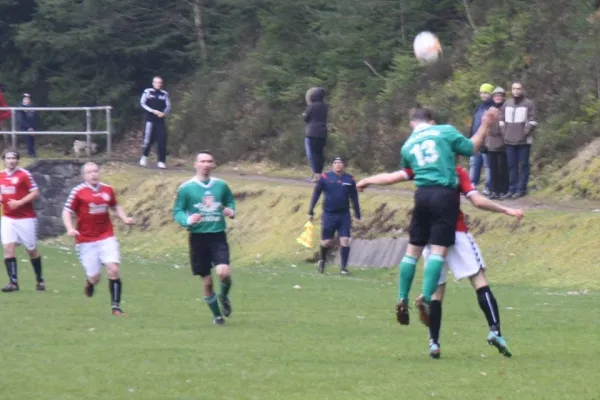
[
  {"x1": 189, "y1": 232, "x2": 230, "y2": 277},
  {"x1": 409, "y1": 186, "x2": 460, "y2": 247},
  {"x1": 321, "y1": 211, "x2": 351, "y2": 240}
]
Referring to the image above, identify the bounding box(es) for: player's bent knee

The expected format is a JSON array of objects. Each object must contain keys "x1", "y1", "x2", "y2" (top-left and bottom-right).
[
  {"x1": 88, "y1": 274, "x2": 101, "y2": 285},
  {"x1": 26, "y1": 248, "x2": 40, "y2": 258},
  {"x1": 320, "y1": 239, "x2": 332, "y2": 247},
  {"x1": 105, "y1": 263, "x2": 120, "y2": 279},
  {"x1": 469, "y1": 269, "x2": 488, "y2": 290},
  {"x1": 3, "y1": 243, "x2": 16, "y2": 257},
  {"x1": 339, "y1": 237, "x2": 350, "y2": 247},
  {"x1": 215, "y1": 264, "x2": 230, "y2": 278}
]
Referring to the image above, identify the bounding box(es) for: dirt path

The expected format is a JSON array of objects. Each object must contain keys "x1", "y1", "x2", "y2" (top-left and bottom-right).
[{"x1": 113, "y1": 159, "x2": 600, "y2": 213}]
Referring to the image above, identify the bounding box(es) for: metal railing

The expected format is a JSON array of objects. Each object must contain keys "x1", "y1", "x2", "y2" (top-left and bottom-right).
[{"x1": 0, "y1": 106, "x2": 112, "y2": 156}]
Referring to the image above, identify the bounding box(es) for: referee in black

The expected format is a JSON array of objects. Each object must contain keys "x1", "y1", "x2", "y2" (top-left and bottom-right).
[{"x1": 140, "y1": 76, "x2": 171, "y2": 169}]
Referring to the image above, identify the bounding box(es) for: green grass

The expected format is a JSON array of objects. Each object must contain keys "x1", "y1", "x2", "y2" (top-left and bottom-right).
[{"x1": 1, "y1": 244, "x2": 599, "y2": 399}]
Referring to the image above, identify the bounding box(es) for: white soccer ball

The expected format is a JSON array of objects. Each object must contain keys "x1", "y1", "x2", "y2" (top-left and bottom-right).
[{"x1": 413, "y1": 31, "x2": 442, "y2": 64}]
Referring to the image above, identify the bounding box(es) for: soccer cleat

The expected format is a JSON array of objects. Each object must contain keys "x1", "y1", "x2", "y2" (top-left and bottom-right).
[
  {"x1": 487, "y1": 331, "x2": 512, "y2": 358},
  {"x1": 395, "y1": 299, "x2": 410, "y2": 325},
  {"x1": 213, "y1": 316, "x2": 225, "y2": 325},
  {"x1": 219, "y1": 295, "x2": 232, "y2": 317},
  {"x1": 429, "y1": 342, "x2": 441, "y2": 359},
  {"x1": 139, "y1": 156, "x2": 148, "y2": 167},
  {"x1": 36, "y1": 281, "x2": 46, "y2": 291},
  {"x1": 111, "y1": 307, "x2": 126, "y2": 316},
  {"x1": 317, "y1": 260, "x2": 325, "y2": 274},
  {"x1": 340, "y1": 268, "x2": 350, "y2": 275},
  {"x1": 1, "y1": 282, "x2": 19, "y2": 293},
  {"x1": 415, "y1": 295, "x2": 431, "y2": 327},
  {"x1": 84, "y1": 280, "x2": 95, "y2": 297},
  {"x1": 157, "y1": 162, "x2": 167, "y2": 169}
]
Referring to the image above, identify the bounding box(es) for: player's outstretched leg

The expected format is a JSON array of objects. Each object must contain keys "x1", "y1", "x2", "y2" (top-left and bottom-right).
[
  {"x1": 107, "y1": 263, "x2": 125, "y2": 316},
  {"x1": 203, "y1": 275, "x2": 224, "y2": 325},
  {"x1": 428, "y1": 296, "x2": 444, "y2": 359},
  {"x1": 27, "y1": 248, "x2": 45, "y2": 291},
  {"x1": 216, "y1": 264, "x2": 232, "y2": 318},
  {"x1": 2, "y1": 243, "x2": 19, "y2": 292},
  {"x1": 470, "y1": 271, "x2": 511, "y2": 357}
]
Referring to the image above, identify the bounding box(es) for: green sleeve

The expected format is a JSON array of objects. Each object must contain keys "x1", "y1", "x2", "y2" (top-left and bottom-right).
[
  {"x1": 173, "y1": 185, "x2": 190, "y2": 227},
  {"x1": 400, "y1": 147, "x2": 411, "y2": 169},
  {"x1": 447, "y1": 127, "x2": 474, "y2": 157},
  {"x1": 223, "y1": 184, "x2": 236, "y2": 213}
]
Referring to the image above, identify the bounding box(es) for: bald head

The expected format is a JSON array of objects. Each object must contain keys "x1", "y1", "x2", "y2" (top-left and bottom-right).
[{"x1": 81, "y1": 162, "x2": 100, "y2": 185}]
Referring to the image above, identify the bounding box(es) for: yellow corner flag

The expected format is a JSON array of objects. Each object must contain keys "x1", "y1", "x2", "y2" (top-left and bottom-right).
[{"x1": 296, "y1": 221, "x2": 314, "y2": 248}]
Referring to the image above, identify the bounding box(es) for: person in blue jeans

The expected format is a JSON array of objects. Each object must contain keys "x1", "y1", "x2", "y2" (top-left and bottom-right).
[
  {"x1": 469, "y1": 84, "x2": 495, "y2": 195},
  {"x1": 303, "y1": 87, "x2": 328, "y2": 182},
  {"x1": 499, "y1": 82, "x2": 537, "y2": 199}
]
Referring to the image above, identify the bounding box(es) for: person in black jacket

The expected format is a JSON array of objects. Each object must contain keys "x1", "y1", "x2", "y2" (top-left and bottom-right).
[
  {"x1": 17, "y1": 94, "x2": 38, "y2": 157},
  {"x1": 140, "y1": 76, "x2": 171, "y2": 169},
  {"x1": 303, "y1": 87, "x2": 328, "y2": 182}
]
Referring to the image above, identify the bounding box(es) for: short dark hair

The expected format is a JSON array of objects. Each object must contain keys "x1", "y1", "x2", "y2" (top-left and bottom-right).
[
  {"x1": 197, "y1": 150, "x2": 214, "y2": 159},
  {"x1": 2, "y1": 149, "x2": 20, "y2": 160},
  {"x1": 410, "y1": 107, "x2": 434, "y2": 122}
]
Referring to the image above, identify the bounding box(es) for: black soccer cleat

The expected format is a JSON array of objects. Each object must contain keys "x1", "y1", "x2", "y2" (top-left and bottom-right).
[
  {"x1": 395, "y1": 299, "x2": 410, "y2": 325},
  {"x1": 317, "y1": 260, "x2": 325, "y2": 274},
  {"x1": 213, "y1": 316, "x2": 225, "y2": 325},
  {"x1": 36, "y1": 281, "x2": 46, "y2": 291},
  {"x1": 219, "y1": 295, "x2": 232, "y2": 317},
  {"x1": 111, "y1": 306, "x2": 126, "y2": 316},
  {"x1": 2, "y1": 282, "x2": 19, "y2": 293},
  {"x1": 84, "y1": 280, "x2": 94, "y2": 297}
]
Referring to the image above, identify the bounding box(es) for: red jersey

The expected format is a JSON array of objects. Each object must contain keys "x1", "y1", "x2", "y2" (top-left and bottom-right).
[
  {"x1": 64, "y1": 182, "x2": 117, "y2": 243},
  {"x1": 402, "y1": 166, "x2": 476, "y2": 232},
  {"x1": 0, "y1": 168, "x2": 38, "y2": 219}
]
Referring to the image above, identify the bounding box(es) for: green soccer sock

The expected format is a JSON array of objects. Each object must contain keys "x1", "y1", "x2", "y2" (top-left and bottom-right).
[
  {"x1": 204, "y1": 293, "x2": 222, "y2": 317},
  {"x1": 422, "y1": 254, "x2": 445, "y2": 302},
  {"x1": 220, "y1": 278, "x2": 232, "y2": 300},
  {"x1": 398, "y1": 255, "x2": 418, "y2": 301}
]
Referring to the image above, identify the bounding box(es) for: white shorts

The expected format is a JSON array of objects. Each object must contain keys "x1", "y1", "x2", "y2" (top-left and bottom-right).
[
  {"x1": 76, "y1": 237, "x2": 120, "y2": 277},
  {"x1": 1, "y1": 217, "x2": 37, "y2": 250},
  {"x1": 423, "y1": 231, "x2": 485, "y2": 285}
]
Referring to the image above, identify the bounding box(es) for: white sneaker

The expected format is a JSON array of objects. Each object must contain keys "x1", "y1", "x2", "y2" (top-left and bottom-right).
[
  {"x1": 139, "y1": 156, "x2": 148, "y2": 167},
  {"x1": 157, "y1": 162, "x2": 167, "y2": 169}
]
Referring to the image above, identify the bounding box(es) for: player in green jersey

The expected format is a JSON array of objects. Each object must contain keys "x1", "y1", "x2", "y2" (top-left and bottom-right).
[
  {"x1": 173, "y1": 151, "x2": 236, "y2": 325},
  {"x1": 379, "y1": 107, "x2": 497, "y2": 327}
]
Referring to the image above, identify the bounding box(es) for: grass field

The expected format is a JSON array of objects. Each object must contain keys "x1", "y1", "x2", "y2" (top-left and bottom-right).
[{"x1": 1, "y1": 244, "x2": 599, "y2": 400}]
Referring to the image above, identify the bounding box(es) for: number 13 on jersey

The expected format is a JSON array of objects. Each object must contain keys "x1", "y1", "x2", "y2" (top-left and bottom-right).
[{"x1": 409, "y1": 140, "x2": 439, "y2": 167}]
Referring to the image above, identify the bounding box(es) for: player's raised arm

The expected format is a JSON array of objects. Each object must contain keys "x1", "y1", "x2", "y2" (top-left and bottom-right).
[
  {"x1": 470, "y1": 108, "x2": 499, "y2": 154},
  {"x1": 356, "y1": 170, "x2": 411, "y2": 191},
  {"x1": 307, "y1": 175, "x2": 325, "y2": 219},
  {"x1": 467, "y1": 192, "x2": 524, "y2": 220}
]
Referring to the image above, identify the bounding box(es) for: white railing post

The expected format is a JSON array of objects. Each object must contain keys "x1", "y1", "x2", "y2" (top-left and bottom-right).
[
  {"x1": 106, "y1": 107, "x2": 112, "y2": 157},
  {"x1": 85, "y1": 108, "x2": 92, "y2": 155},
  {"x1": 10, "y1": 109, "x2": 16, "y2": 149}
]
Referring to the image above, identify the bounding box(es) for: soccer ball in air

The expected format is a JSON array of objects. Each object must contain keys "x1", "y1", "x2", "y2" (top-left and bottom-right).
[{"x1": 413, "y1": 31, "x2": 442, "y2": 64}]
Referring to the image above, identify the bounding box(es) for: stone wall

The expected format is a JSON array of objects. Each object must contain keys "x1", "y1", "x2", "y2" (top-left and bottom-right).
[
  {"x1": 333, "y1": 237, "x2": 409, "y2": 268},
  {"x1": 27, "y1": 160, "x2": 85, "y2": 238}
]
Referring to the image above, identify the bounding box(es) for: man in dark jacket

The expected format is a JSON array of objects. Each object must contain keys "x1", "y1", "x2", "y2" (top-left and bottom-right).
[
  {"x1": 303, "y1": 87, "x2": 328, "y2": 182},
  {"x1": 499, "y1": 82, "x2": 537, "y2": 199},
  {"x1": 17, "y1": 93, "x2": 38, "y2": 157},
  {"x1": 140, "y1": 76, "x2": 171, "y2": 169},
  {"x1": 485, "y1": 87, "x2": 508, "y2": 199},
  {"x1": 469, "y1": 83, "x2": 495, "y2": 195}
]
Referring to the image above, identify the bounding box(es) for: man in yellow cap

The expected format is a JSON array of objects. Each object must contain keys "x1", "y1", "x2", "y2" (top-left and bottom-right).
[{"x1": 469, "y1": 83, "x2": 495, "y2": 195}]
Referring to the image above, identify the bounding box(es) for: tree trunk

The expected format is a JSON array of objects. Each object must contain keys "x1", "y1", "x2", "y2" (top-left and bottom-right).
[
  {"x1": 462, "y1": 0, "x2": 477, "y2": 32},
  {"x1": 190, "y1": 0, "x2": 207, "y2": 61}
]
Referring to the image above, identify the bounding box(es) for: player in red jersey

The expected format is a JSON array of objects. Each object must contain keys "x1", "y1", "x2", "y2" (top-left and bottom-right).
[
  {"x1": 0, "y1": 149, "x2": 45, "y2": 292},
  {"x1": 62, "y1": 162, "x2": 135, "y2": 316},
  {"x1": 357, "y1": 163, "x2": 523, "y2": 359}
]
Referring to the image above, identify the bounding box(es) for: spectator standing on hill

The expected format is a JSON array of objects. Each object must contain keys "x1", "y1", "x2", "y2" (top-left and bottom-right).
[
  {"x1": 303, "y1": 87, "x2": 328, "y2": 182},
  {"x1": 17, "y1": 93, "x2": 38, "y2": 157},
  {"x1": 500, "y1": 82, "x2": 537, "y2": 199},
  {"x1": 485, "y1": 87, "x2": 508, "y2": 199},
  {"x1": 469, "y1": 83, "x2": 495, "y2": 195},
  {"x1": 140, "y1": 76, "x2": 171, "y2": 169}
]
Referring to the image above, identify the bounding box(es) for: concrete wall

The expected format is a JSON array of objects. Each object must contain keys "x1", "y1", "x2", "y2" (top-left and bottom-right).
[{"x1": 333, "y1": 237, "x2": 409, "y2": 268}]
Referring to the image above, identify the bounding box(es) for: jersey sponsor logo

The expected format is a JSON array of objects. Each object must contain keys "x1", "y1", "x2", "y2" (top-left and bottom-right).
[
  {"x1": 88, "y1": 203, "x2": 109, "y2": 215},
  {"x1": 11, "y1": 177, "x2": 19, "y2": 184},
  {"x1": 194, "y1": 192, "x2": 222, "y2": 213},
  {"x1": 1, "y1": 185, "x2": 16, "y2": 195}
]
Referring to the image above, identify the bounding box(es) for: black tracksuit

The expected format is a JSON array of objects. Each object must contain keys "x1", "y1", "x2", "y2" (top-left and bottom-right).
[{"x1": 140, "y1": 87, "x2": 171, "y2": 162}]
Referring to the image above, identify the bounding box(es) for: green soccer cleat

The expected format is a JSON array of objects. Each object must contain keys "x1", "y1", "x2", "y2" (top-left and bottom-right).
[
  {"x1": 429, "y1": 342, "x2": 441, "y2": 359},
  {"x1": 487, "y1": 331, "x2": 512, "y2": 358}
]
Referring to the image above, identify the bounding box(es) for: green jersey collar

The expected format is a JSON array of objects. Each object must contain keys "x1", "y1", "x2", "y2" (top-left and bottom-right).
[
  {"x1": 413, "y1": 123, "x2": 432, "y2": 132},
  {"x1": 193, "y1": 177, "x2": 215, "y2": 188}
]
